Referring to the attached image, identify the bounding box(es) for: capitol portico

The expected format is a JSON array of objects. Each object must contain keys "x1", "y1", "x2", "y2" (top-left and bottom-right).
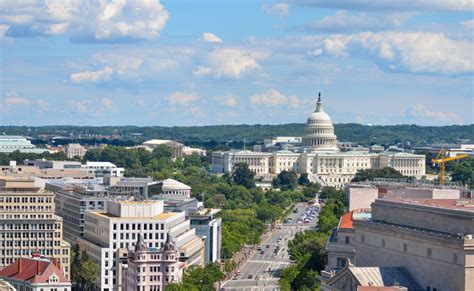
[{"x1": 212, "y1": 94, "x2": 426, "y2": 188}]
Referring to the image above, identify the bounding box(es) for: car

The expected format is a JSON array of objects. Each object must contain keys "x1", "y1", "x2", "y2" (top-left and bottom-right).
[
  {"x1": 247, "y1": 274, "x2": 253, "y2": 279},
  {"x1": 266, "y1": 244, "x2": 270, "y2": 248},
  {"x1": 257, "y1": 246, "x2": 262, "y2": 251},
  {"x1": 260, "y1": 250, "x2": 265, "y2": 254},
  {"x1": 293, "y1": 208, "x2": 298, "y2": 213},
  {"x1": 232, "y1": 276, "x2": 238, "y2": 280}
]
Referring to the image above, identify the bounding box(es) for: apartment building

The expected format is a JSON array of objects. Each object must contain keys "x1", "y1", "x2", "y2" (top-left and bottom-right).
[
  {"x1": 0, "y1": 176, "x2": 70, "y2": 279},
  {"x1": 79, "y1": 200, "x2": 203, "y2": 291}
]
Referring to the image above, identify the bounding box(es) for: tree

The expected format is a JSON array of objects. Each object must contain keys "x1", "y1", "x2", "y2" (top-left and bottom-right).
[
  {"x1": 451, "y1": 158, "x2": 474, "y2": 188},
  {"x1": 272, "y1": 170, "x2": 298, "y2": 190},
  {"x1": 231, "y1": 163, "x2": 255, "y2": 189},
  {"x1": 256, "y1": 203, "x2": 282, "y2": 223},
  {"x1": 168, "y1": 263, "x2": 223, "y2": 291},
  {"x1": 152, "y1": 144, "x2": 173, "y2": 160},
  {"x1": 298, "y1": 173, "x2": 310, "y2": 186},
  {"x1": 70, "y1": 245, "x2": 100, "y2": 290},
  {"x1": 351, "y1": 167, "x2": 404, "y2": 182}
]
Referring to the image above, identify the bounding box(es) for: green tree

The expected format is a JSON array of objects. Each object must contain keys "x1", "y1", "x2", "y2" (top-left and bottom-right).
[
  {"x1": 451, "y1": 158, "x2": 474, "y2": 188},
  {"x1": 168, "y1": 263, "x2": 223, "y2": 291},
  {"x1": 298, "y1": 173, "x2": 310, "y2": 186},
  {"x1": 272, "y1": 170, "x2": 298, "y2": 190},
  {"x1": 351, "y1": 167, "x2": 404, "y2": 182},
  {"x1": 152, "y1": 144, "x2": 173, "y2": 160},
  {"x1": 70, "y1": 245, "x2": 100, "y2": 289},
  {"x1": 231, "y1": 163, "x2": 255, "y2": 189},
  {"x1": 256, "y1": 203, "x2": 282, "y2": 223}
]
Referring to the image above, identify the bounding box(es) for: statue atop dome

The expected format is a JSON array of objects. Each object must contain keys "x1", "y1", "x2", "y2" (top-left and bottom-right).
[{"x1": 316, "y1": 92, "x2": 323, "y2": 112}]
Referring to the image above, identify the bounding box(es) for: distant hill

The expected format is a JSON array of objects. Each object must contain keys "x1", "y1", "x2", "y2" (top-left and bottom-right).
[{"x1": 0, "y1": 124, "x2": 472, "y2": 148}]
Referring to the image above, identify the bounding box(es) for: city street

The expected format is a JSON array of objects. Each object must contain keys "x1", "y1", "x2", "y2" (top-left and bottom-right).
[{"x1": 220, "y1": 203, "x2": 319, "y2": 291}]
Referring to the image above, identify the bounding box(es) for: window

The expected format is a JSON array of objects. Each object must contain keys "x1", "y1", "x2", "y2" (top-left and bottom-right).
[
  {"x1": 381, "y1": 239, "x2": 385, "y2": 248},
  {"x1": 345, "y1": 237, "x2": 350, "y2": 244},
  {"x1": 427, "y1": 248, "x2": 432, "y2": 258},
  {"x1": 403, "y1": 244, "x2": 407, "y2": 252},
  {"x1": 453, "y1": 253, "x2": 458, "y2": 263}
]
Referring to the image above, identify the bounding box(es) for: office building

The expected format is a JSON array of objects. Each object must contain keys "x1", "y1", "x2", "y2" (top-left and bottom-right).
[
  {"x1": 79, "y1": 200, "x2": 204, "y2": 290},
  {"x1": 47, "y1": 179, "x2": 107, "y2": 245},
  {"x1": 122, "y1": 234, "x2": 183, "y2": 291},
  {"x1": 0, "y1": 176, "x2": 70, "y2": 279},
  {"x1": 0, "y1": 256, "x2": 71, "y2": 291},
  {"x1": 212, "y1": 96, "x2": 426, "y2": 188},
  {"x1": 353, "y1": 198, "x2": 474, "y2": 291},
  {"x1": 81, "y1": 162, "x2": 124, "y2": 177},
  {"x1": 106, "y1": 177, "x2": 159, "y2": 199}
]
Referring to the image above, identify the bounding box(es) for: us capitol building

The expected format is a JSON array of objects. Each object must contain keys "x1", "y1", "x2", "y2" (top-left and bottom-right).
[{"x1": 212, "y1": 94, "x2": 426, "y2": 188}]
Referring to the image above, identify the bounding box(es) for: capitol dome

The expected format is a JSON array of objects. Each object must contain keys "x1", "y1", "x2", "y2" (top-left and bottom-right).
[{"x1": 302, "y1": 93, "x2": 338, "y2": 151}]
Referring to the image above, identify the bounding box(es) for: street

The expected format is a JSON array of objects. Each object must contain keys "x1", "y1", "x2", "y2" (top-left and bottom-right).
[{"x1": 220, "y1": 203, "x2": 319, "y2": 291}]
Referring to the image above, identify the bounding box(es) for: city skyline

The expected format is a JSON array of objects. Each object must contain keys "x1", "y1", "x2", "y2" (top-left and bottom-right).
[{"x1": 1, "y1": 0, "x2": 473, "y2": 126}]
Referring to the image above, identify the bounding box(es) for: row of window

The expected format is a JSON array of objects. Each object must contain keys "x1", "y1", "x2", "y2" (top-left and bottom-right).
[{"x1": 113, "y1": 223, "x2": 165, "y2": 231}]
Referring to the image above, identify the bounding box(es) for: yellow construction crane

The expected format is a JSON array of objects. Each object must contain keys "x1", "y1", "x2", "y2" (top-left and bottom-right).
[{"x1": 432, "y1": 148, "x2": 469, "y2": 185}]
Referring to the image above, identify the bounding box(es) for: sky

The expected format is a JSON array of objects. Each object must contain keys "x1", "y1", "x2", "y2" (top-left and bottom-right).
[{"x1": 0, "y1": 0, "x2": 473, "y2": 126}]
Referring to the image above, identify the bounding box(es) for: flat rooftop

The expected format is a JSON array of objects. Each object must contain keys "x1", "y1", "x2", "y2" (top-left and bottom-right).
[
  {"x1": 92, "y1": 211, "x2": 179, "y2": 220},
  {"x1": 383, "y1": 198, "x2": 474, "y2": 212}
]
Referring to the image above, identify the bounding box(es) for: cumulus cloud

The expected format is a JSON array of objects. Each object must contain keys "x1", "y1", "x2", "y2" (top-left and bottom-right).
[
  {"x1": 300, "y1": 10, "x2": 413, "y2": 32},
  {"x1": 101, "y1": 98, "x2": 113, "y2": 107},
  {"x1": 405, "y1": 104, "x2": 463, "y2": 124},
  {"x1": 292, "y1": 0, "x2": 473, "y2": 12},
  {"x1": 263, "y1": 3, "x2": 290, "y2": 17},
  {"x1": 315, "y1": 32, "x2": 473, "y2": 74},
  {"x1": 1, "y1": 90, "x2": 30, "y2": 106},
  {"x1": 202, "y1": 32, "x2": 222, "y2": 43},
  {"x1": 194, "y1": 47, "x2": 268, "y2": 78},
  {"x1": 250, "y1": 89, "x2": 302, "y2": 108},
  {"x1": 0, "y1": 0, "x2": 169, "y2": 42},
  {"x1": 70, "y1": 66, "x2": 114, "y2": 83},
  {"x1": 166, "y1": 92, "x2": 198, "y2": 106}
]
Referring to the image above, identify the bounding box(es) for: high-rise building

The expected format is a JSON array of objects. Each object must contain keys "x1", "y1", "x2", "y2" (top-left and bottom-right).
[
  {"x1": 79, "y1": 199, "x2": 203, "y2": 291},
  {"x1": 122, "y1": 234, "x2": 183, "y2": 291},
  {"x1": 0, "y1": 176, "x2": 71, "y2": 279}
]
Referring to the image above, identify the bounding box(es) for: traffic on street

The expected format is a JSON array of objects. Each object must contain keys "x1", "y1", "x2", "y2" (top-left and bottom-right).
[{"x1": 220, "y1": 202, "x2": 319, "y2": 291}]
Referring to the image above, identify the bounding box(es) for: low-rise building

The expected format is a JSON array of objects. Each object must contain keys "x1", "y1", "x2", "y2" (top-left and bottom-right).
[
  {"x1": 0, "y1": 256, "x2": 71, "y2": 291},
  {"x1": 156, "y1": 179, "x2": 192, "y2": 198},
  {"x1": 79, "y1": 199, "x2": 204, "y2": 290},
  {"x1": 106, "y1": 177, "x2": 159, "y2": 199},
  {"x1": 81, "y1": 161, "x2": 124, "y2": 177},
  {"x1": 122, "y1": 234, "x2": 184, "y2": 291},
  {"x1": 64, "y1": 143, "x2": 87, "y2": 159},
  {"x1": 142, "y1": 140, "x2": 185, "y2": 160},
  {"x1": 0, "y1": 136, "x2": 49, "y2": 154}
]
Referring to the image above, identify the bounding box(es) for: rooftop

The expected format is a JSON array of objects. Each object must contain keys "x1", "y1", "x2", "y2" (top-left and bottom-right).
[
  {"x1": 349, "y1": 267, "x2": 420, "y2": 290},
  {"x1": 0, "y1": 257, "x2": 69, "y2": 284},
  {"x1": 93, "y1": 210, "x2": 179, "y2": 220},
  {"x1": 383, "y1": 198, "x2": 474, "y2": 213}
]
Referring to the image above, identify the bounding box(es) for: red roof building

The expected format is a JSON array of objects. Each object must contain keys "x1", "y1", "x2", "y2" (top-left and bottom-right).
[{"x1": 0, "y1": 257, "x2": 71, "y2": 291}]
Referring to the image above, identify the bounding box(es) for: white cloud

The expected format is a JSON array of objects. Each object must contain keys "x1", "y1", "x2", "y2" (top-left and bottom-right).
[
  {"x1": 250, "y1": 89, "x2": 302, "y2": 108},
  {"x1": 301, "y1": 10, "x2": 413, "y2": 32},
  {"x1": 405, "y1": 104, "x2": 463, "y2": 124},
  {"x1": 292, "y1": 0, "x2": 473, "y2": 12},
  {"x1": 263, "y1": 3, "x2": 290, "y2": 17},
  {"x1": 70, "y1": 66, "x2": 114, "y2": 83},
  {"x1": 318, "y1": 32, "x2": 473, "y2": 74},
  {"x1": 194, "y1": 47, "x2": 268, "y2": 78},
  {"x1": 1, "y1": 90, "x2": 30, "y2": 106},
  {"x1": 71, "y1": 100, "x2": 89, "y2": 113},
  {"x1": 202, "y1": 32, "x2": 222, "y2": 43},
  {"x1": 0, "y1": 0, "x2": 169, "y2": 41},
  {"x1": 166, "y1": 92, "x2": 198, "y2": 106},
  {"x1": 309, "y1": 48, "x2": 323, "y2": 56}
]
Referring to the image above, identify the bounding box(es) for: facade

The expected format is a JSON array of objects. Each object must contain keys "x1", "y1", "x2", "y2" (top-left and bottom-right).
[
  {"x1": 122, "y1": 234, "x2": 183, "y2": 291},
  {"x1": 23, "y1": 160, "x2": 82, "y2": 170},
  {"x1": 0, "y1": 136, "x2": 48, "y2": 154},
  {"x1": 79, "y1": 200, "x2": 204, "y2": 291},
  {"x1": 157, "y1": 179, "x2": 192, "y2": 197},
  {"x1": 47, "y1": 179, "x2": 107, "y2": 245},
  {"x1": 81, "y1": 162, "x2": 125, "y2": 177},
  {"x1": 0, "y1": 256, "x2": 71, "y2": 291},
  {"x1": 0, "y1": 177, "x2": 70, "y2": 279},
  {"x1": 211, "y1": 96, "x2": 425, "y2": 188},
  {"x1": 64, "y1": 143, "x2": 87, "y2": 159},
  {"x1": 353, "y1": 198, "x2": 474, "y2": 291},
  {"x1": 106, "y1": 177, "x2": 159, "y2": 199},
  {"x1": 188, "y1": 209, "x2": 222, "y2": 264}
]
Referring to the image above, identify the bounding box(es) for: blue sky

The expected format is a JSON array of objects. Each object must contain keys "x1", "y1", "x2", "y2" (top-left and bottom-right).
[{"x1": 0, "y1": 0, "x2": 473, "y2": 126}]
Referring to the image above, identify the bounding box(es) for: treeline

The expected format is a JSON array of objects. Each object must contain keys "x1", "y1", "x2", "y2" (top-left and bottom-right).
[{"x1": 2, "y1": 123, "x2": 472, "y2": 147}]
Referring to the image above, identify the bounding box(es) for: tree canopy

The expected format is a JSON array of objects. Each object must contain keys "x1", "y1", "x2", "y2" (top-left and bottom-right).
[
  {"x1": 272, "y1": 170, "x2": 299, "y2": 190},
  {"x1": 351, "y1": 167, "x2": 404, "y2": 182},
  {"x1": 231, "y1": 163, "x2": 255, "y2": 189}
]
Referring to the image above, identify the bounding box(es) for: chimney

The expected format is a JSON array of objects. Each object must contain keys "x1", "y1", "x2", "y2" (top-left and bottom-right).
[
  {"x1": 18, "y1": 259, "x2": 22, "y2": 273},
  {"x1": 31, "y1": 251, "x2": 40, "y2": 258}
]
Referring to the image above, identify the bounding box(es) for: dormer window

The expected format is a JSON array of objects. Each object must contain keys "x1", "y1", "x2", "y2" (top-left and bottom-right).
[{"x1": 48, "y1": 273, "x2": 59, "y2": 283}]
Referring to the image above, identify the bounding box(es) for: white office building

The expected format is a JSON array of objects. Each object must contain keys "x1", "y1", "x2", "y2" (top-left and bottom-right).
[{"x1": 79, "y1": 200, "x2": 203, "y2": 291}]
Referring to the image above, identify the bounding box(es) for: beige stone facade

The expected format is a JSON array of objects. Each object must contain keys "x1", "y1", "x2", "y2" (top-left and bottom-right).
[
  {"x1": 0, "y1": 176, "x2": 70, "y2": 279},
  {"x1": 353, "y1": 199, "x2": 474, "y2": 291}
]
